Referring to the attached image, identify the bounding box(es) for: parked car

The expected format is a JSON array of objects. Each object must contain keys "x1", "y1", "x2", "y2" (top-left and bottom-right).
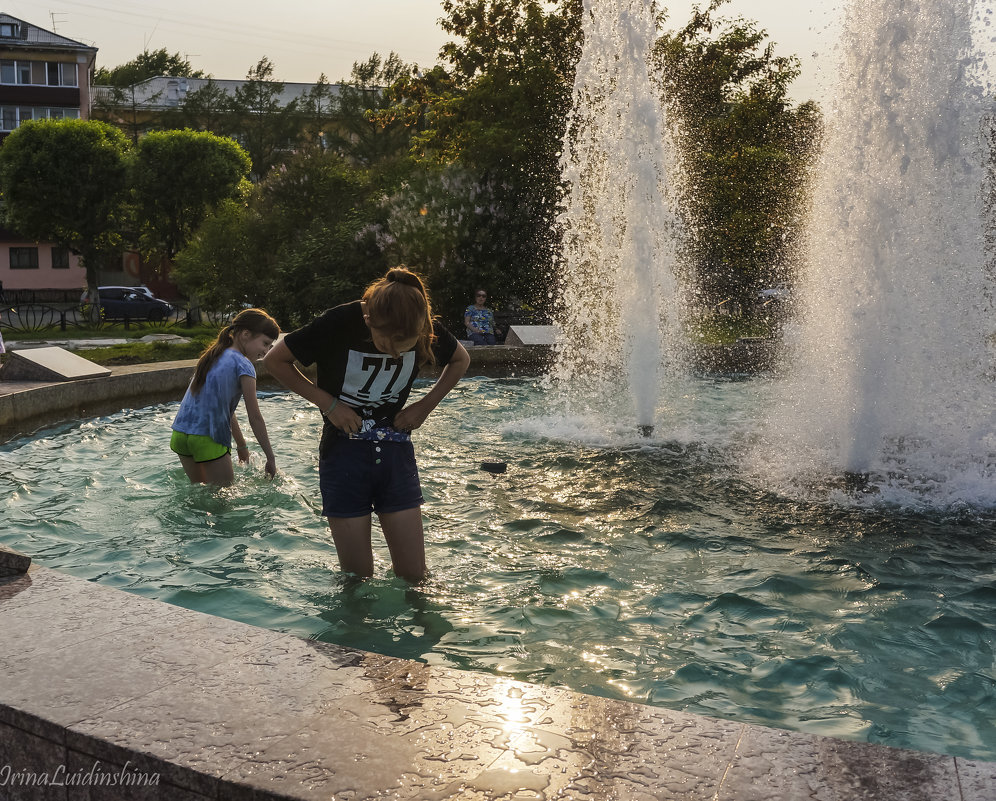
[
  {"x1": 81, "y1": 286, "x2": 173, "y2": 321},
  {"x1": 80, "y1": 285, "x2": 156, "y2": 304}
]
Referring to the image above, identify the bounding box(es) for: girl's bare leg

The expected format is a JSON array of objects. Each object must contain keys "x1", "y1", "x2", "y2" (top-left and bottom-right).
[
  {"x1": 200, "y1": 455, "x2": 236, "y2": 487},
  {"x1": 177, "y1": 454, "x2": 204, "y2": 484},
  {"x1": 327, "y1": 515, "x2": 375, "y2": 577},
  {"x1": 379, "y1": 507, "x2": 427, "y2": 583}
]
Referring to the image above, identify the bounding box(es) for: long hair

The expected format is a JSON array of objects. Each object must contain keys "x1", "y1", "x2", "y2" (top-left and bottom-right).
[
  {"x1": 191, "y1": 308, "x2": 280, "y2": 394},
  {"x1": 362, "y1": 267, "x2": 436, "y2": 366}
]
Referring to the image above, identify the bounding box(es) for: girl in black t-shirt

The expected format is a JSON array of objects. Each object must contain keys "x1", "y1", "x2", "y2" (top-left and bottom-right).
[{"x1": 264, "y1": 267, "x2": 470, "y2": 583}]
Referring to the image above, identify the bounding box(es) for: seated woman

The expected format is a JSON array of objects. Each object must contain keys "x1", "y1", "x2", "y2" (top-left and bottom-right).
[{"x1": 464, "y1": 290, "x2": 496, "y2": 346}]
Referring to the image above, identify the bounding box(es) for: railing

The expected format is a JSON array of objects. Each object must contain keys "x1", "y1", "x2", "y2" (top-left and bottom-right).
[{"x1": 0, "y1": 303, "x2": 231, "y2": 334}]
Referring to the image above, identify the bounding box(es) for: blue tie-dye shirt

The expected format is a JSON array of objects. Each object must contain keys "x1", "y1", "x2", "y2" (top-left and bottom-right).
[
  {"x1": 464, "y1": 305, "x2": 494, "y2": 335},
  {"x1": 172, "y1": 348, "x2": 255, "y2": 446}
]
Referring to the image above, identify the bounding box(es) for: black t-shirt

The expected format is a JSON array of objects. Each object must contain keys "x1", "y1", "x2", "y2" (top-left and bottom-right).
[{"x1": 283, "y1": 300, "x2": 458, "y2": 441}]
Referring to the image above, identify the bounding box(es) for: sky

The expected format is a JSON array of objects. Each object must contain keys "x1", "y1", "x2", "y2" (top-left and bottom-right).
[{"x1": 16, "y1": 1, "x2": 842, "y2": 101}]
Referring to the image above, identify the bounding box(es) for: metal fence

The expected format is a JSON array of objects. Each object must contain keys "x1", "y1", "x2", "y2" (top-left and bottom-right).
[{"x1": 0, "y1": 303, "x2": 232, "y2": 334}]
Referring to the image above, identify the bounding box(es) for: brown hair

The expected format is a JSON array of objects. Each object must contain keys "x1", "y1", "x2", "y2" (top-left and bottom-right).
[
  {"x1": 362, "y1": 267, "x2": 436, "y2": 366},
  {"x1": 191, "y1": 308, "x2": 280, "y2": 394}
]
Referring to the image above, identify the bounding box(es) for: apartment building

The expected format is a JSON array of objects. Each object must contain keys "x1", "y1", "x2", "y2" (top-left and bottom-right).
[{"x1": 0, "y1": 13, "x2": 94, "y2": 292}]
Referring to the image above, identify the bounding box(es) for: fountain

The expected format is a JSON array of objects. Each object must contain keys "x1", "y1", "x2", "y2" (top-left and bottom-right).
[
  {"x1": 552, "y1": 0, "x2": 684, "y2": 437},
  {"x1": 751, "y1": 0, "x2": 996, "y2": 506},
  {"x1": 554, "y1": 0, "x2": 996, "y2": 505}
]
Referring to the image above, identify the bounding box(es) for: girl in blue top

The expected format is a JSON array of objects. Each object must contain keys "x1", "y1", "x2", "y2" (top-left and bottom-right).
[{"x1": 171, "y1": 308, "x2": 280, "y2": 486}]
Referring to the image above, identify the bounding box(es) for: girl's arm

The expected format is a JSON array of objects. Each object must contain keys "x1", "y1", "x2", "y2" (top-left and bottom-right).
[
  {"x1": 240, "y1": 375, "x2": 276, "y2": 478},
  {"x1": 262, "y1": 340, "x2": 363, "y2": 434},
  {"x1": 394, "y1": 342, "x2": 471, "y2": 432},
  {"x1": 230, "y1": 413, "x2": 249, "y2": 463}
]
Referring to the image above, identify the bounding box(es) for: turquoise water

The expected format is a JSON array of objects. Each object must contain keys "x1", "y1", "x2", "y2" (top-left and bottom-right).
[{"x1": 2, "y1": 377, "x2": 995, "y2": 759}]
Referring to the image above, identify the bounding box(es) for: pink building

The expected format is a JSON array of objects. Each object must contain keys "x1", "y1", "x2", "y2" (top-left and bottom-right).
[{"x1": 0, "y1": 13, "x2": 95, "y2": 293}]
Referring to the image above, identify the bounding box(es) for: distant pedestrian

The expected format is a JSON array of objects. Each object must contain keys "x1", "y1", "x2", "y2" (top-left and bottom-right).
[
  {"x1": 170, "y1": 309, "x2": 279, "y2": 486},
  {"x1": 464, "y1": 289, "x2": 496, "y2": 346}
]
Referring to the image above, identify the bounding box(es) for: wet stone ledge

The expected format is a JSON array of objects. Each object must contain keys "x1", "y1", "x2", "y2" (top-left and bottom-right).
[
  {"x1": 0, "y1": 347, "x2": 551, "y2": 444},
  {"x1": 1, "y1": 557, "x2": 995, "y2": 800}
]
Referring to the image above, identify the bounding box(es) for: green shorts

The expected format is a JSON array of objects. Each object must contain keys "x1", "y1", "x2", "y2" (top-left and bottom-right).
[{"x1": 170, "y1": 431, "x2": 230, "y2": 463}]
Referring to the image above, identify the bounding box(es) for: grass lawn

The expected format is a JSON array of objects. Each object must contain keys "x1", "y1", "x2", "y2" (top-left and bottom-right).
[{"x1": 1, "y1": 325, "x2": 219, "y2": 366}]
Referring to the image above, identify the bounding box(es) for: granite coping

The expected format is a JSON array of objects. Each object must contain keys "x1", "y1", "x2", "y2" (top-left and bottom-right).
[
  {"x1": 0, "y1": 346, "x2": 550, "y2": 444},
  {"x1": 2, "y1": 559, "x2": 994, "y2": 801}
]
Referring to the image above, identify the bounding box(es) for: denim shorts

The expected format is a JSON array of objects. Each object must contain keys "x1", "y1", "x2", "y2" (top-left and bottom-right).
[{"x1": 319, "y1": 437, "x2": 423, "y2": 518}]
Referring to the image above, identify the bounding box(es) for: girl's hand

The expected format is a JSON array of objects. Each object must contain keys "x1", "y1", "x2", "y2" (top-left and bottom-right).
[
  {"x1": 264, "y1": 456, "x2": 277, "y2": 479},
  {"x1": 394, "y1": 398, "x2": 432, "y2": 432},
  {"x1": 326, "y1": 402, "x2": 363, "y2": 435},
  {"x1": 236, "y1": 445, "x2": 250, "y2": 463}
]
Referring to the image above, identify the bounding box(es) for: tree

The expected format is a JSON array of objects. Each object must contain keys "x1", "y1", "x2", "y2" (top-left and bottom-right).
[
  {"x1": 302, "y1": 73, "x2": 337, "y2": 150},
  {"x1": 0, "y1": 119, "x2": 130, "y2": 316},
  {"x1": 173, "y1": 150, "x2": 384, "y2": 326},
  {"x1": 374, "y1": 164, "x2": 522, "y2": 326},
  {"x1": 653, "y1": 0, "x2": 821, "y2": 310},
  {"x1": 131, "y1": 129, "x2": 251, "y2": 261},
  {"x1": 231, "y1": 57, "x2": 302, "y2": 179},
  {"x1": 384, "y1": 0, "x2": 584, "y2": 319},
  {"x1": 326, "y1": 53, "x2": 414, "y2": 166},
  {"x1": 94, "y1": 49, "x2": 205, "y2": 87},
  {"x1": 157, "y1": 79, "x2": 234, "y2": 136}
]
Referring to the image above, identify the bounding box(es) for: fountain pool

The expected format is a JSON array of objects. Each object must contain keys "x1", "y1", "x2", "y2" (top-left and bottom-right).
[{"x1": 3, "y1": 378, "x2": 995, "y2": 761}]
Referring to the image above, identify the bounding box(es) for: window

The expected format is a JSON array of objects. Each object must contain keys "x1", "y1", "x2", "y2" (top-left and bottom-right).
[
  {"x1": 61, "y1": 63, "x2": 78, "y2": 87},
  {"x1": 16, "y1": 61, "x2": 29, "y2": 85},
  {"x1": 0, "y1": 60, "x2": 13, "y2": 84},
  {"x1": 0, "y1": 106, "x2": 80, "y2": 130},
  {"x1": 10, "y1": 247, "x2": 39, "y2": 270},
  {"x1": 47, "y1": 62, "x2": 60, "y2": 86},
  {"x1": 51, "y1": 247, "x2": 70, "y2": 270},
  {"x1": 0, "y1": 23, "x2": 20, "y2": 38}
]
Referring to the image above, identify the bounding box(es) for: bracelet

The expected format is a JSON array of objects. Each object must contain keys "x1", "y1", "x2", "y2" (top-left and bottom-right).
[
  {"x1": 236, "y1": 444, "x2": 248, "y2": 451},
  {"x1": 324, "y1": 398, "x2": 338, "y2": 417}
]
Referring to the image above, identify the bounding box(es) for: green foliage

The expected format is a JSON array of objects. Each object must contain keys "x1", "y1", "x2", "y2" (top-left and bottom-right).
[
  {"x1": 325, "y1": 53, "x2": 414, "y2": 167},
  {"x1": 654, "y1": 1, "x2": 822, "y2": 310},
  {"x1": 164, "y1": 80, "x2": 235, "y2": 135},
  {"x1": 372, "y1": 164, "x2": 541, "y2": 326},
  {"x1": 131, "y1": 129, "x2": 251, "y2": 260},
  {"x1": 94, "y1": 49, "x2": 205, "y2": 88},
  {"x1": 171, "y1": 199, "x2": 255, "y2": 315},
  {"x1": 173, "y1": 150, "x2": 386, "y2": 328},
  {"x1": 0, "y1": 119, "x2": 131, "y2": 294},
  {"x1": 382, "y1": 0, "x2": 583, "y2": 321},
  {"x1": 232, "y1": 57, "x2": 303, "y2": 179}
]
